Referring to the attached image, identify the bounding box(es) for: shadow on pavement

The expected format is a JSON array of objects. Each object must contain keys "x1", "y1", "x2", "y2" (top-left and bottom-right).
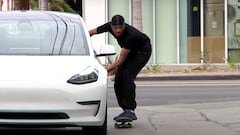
[{"x1": 0, "y1": 128, "x2": 84, "y2": 135}]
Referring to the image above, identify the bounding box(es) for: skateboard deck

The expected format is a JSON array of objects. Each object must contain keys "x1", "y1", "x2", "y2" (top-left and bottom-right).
[{"x1": 114, "y1": 117, "x2": 133, "y2": 128}]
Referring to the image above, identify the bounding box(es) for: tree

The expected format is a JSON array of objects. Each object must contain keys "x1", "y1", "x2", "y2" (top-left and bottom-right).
[
  {"x1": 14, "y1": 0, "x2": 38, "y2": 10},
  {"x1": 19, "y1": 0, "x2": 29, "y2": 10},
  {"x1": 65, "y1": 0, "x2": 82, "y2": 15},
  {"x1": 132, "y1": 0, "x2": 142, "y2": 31},
  {"x1": 39, "y1": 0, "x2": 48, "y2": 10},
  {"x1": 0, "y1": 0, "x2": 2, "y2": 10},
  {"x1": 14, "y1": 0, "x2": 75, "y2": 13},
  {"x1": 50, "y1": 0, "x2": 75, "y2": 13}
]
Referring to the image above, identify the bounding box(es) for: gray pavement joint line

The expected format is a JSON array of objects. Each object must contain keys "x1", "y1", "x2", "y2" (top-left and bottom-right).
[
  {"x1": 194, "y1": 108, "x2": 240, "y2": 134},
  {"x1": 137, "y1": 108, "x2": 160, "y2": 132},
  {"x1": 148, "y1": 113, "x2": 158, "y2": 131}
]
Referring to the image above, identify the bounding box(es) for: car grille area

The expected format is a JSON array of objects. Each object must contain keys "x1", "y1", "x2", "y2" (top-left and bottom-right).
[{"x1": 0, "y1": 112, "x2": 69, "y2": 119}]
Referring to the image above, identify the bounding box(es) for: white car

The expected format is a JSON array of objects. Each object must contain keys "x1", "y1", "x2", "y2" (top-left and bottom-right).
[{"x1": 0, "y1": 11, "x2": 115, "y2": 135}]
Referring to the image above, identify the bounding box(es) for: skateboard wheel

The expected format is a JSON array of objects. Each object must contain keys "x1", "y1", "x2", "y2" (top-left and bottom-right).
[{"x1": 114, "y1": 122, "x2": 132, "y2": 128}]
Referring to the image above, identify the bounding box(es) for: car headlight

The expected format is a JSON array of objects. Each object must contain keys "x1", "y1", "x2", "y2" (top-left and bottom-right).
[{"x1": 67, "y1": 67, "x2": 99, "y2": 84}]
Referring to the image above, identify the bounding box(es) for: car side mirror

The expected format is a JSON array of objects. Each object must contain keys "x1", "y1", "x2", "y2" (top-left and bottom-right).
[{"x1": 95, "y1": 44, "x2": 116, "y2": 57}]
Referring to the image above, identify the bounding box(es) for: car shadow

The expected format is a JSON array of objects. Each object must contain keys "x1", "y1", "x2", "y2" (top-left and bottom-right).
[{"x1": 0, "y1": 128, "x2": 85, "y2": 135}]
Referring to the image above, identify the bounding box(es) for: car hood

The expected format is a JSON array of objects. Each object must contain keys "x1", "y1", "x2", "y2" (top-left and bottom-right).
[{"x1": 0, "y1": 56, "x2": 102, "y2": 82}]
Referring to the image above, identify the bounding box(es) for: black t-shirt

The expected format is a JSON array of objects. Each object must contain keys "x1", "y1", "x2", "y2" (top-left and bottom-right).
[{"x1": 96, "y1": 22, "x2": 150, "y2": 55}]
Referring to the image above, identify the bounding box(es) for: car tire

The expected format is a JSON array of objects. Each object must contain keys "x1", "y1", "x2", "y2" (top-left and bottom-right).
[{"x1": 83, "y1": 108, "x2": 107, "y2": 135}]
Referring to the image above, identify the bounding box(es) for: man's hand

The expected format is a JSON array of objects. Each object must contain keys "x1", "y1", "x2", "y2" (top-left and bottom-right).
[
  {"x1": 105, "y1": 65, "x2": 116, "y2": 76},
  {"x1": 106, "y1": 48, "x2": 129, "y2": 72},
  {"x1": 89, "y1": 28, "x2": 97, "y2": 36},
  {"x1": 105, "y1": 66, "x2": 110, "y2": 72}
]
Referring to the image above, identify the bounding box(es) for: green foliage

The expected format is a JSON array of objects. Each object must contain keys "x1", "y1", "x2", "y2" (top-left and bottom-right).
[
  {"x1": 14, "y1": 0, "x2": 20, "y2": 6},
  {"x1": 30, "y1": 0, "x2": 39, "y2": 10},
  {"x1": 200, "y1": 51, "x2": 210, "y2": 71},
  {"x1": 50, "y1": 0, "x2": 75, "y2": 13},
  {"x1": 146, "y1": 64, "x2": 161, "y2": 73},
  {"x1": 13, "y1": 0, "x2": 75, "y2": 13},
  {"x1": 227, "y1": 56, "x2": 236, "y2": 69},
  {"x1": 14, "y1": 0, "x2": 39, "y2": 10},
  {"x1": 200, "y1": 50, "x2": 208, "y2": 63}
]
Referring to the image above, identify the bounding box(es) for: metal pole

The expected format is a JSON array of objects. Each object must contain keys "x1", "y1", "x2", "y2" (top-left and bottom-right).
[
  {"x1": 200, "y1": 0, "x2": 204, "y2": 64},
  {"x1": 153, "y1": 0, "x2": 156, "y2": 64},
  {"x1": 224, "y1": 0, "x2": 228, "y2": 64},
  {"x1": 176, "y1": 0, "x2": 180, "y2": 64}
]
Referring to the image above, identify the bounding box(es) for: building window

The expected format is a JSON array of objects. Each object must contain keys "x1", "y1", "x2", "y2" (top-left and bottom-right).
[
  {"x1": 228, "y1": 0, "x2": 240, "y2": 62},
  {"x1": 181, "y1": 0, "x2": 225, "y2": 63}
]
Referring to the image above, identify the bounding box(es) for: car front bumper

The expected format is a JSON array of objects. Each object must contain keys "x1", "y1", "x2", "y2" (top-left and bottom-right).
[{"x1": 0, "y1": 81, "x2": 107, "y2": 127}]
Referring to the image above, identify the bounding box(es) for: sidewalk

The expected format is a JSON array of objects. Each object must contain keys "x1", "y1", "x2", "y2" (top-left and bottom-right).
[
  {"x1": 136, "y1": 71, "x2": 240, "y2": 81},
  {"x1": 137, "y1": 101, "x2": 240, "y2": 135},
  {"x1": 108, "y1": 101, "x2": 240, "y2": 135},
  {"x1": 108, "y1": 72, "x2": 240, "y2": 82},
  {"x1": 107, "y1": 70, "x2": 240, "y2": 135}
]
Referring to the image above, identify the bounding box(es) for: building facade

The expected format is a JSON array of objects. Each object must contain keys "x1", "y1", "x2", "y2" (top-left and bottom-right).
[
  {"x1": 85, "y1": 0, "x2": 240, "y2": 65},
  {"x1": 1, "y1": 0, "x2": 239, "y2": 65}
]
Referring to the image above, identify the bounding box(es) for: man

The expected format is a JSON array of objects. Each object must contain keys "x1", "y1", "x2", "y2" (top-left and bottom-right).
[{"x1": 89, "y1": 15, "x2": 152, "y2": 121}]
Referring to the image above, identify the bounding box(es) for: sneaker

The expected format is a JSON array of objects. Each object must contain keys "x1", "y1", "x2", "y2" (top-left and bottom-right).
[
  {"x1": 113, "y1": 111, "x2": 125, "y2": 121},
  {"x1": 116, "y1": 109, "x2": 137, "y2": 121}
]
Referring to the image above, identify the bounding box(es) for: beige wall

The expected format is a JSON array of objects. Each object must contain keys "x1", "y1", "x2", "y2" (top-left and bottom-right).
[{"x1": 84, "y1": 0, "x2": 107, "y2": 54}]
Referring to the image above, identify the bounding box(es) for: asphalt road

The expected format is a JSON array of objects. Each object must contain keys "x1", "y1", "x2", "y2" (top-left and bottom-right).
[{"x1": 107, "y1": 81, "x2": 240, "y2": 107}]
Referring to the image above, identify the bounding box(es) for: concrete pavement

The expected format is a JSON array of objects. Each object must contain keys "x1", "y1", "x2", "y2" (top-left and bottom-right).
[
  {"x1": 108, "y1": 101, "x2": 240, "y2": 135},
  {"x1": 107, "y1": 71, "x2": 240, "y2": 135}
]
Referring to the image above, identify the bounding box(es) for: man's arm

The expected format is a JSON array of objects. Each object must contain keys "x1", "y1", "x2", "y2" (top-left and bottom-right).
[
  {"x1": 89, "y1": 28, "x2": 97, "y2": 36},
  {"x1": 106, "y1": 48, "x2": 130, "y2": 72},
  {"x1": 89, "y1": 22, "x2": 111, "y2": 37}
]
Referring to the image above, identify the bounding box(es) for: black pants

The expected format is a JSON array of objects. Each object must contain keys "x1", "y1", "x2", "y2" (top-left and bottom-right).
[{"x1": 114, "y1": 42, "x2": 152, "y2": 111}]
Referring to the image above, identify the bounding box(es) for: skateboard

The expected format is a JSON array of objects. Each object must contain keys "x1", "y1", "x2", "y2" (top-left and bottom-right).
[{"x1": 114, "y1": 117, "x2": 133, "y2": 128}]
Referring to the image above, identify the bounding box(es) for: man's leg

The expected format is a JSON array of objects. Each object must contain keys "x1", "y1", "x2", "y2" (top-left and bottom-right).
[
  {"x1": 114, "y1": 63, "x2": 144, "y2": 121},
  {"x1": 115, "y1": 43, "x2": 152, "y2": 120},
  {"x1": 114, "y1": 65, "x2": 126, "y2": 110},
  {"x1": 121, "y1": 59, "x2": 144, "y2": 111},
  {"x1": 113, "y1": 64, "x2": 131, "y2": 120},
  {"x1": 114, "y1": 55, "x2": 149, "y2": 121}
]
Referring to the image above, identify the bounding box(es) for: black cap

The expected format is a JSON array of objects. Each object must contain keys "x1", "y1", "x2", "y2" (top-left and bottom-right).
[{"x1": 111, "y1": 15, "x2": 125, "y2": 26}]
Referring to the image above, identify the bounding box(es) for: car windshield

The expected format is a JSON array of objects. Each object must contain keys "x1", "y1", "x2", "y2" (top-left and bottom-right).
[{"x1": 0, "y1": 20, "x2": 89, "y2": 55}]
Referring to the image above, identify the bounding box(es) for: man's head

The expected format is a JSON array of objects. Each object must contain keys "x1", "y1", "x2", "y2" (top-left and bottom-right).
[{"x1": 111, "y1": 15, "x2": 125, "y2": 37}]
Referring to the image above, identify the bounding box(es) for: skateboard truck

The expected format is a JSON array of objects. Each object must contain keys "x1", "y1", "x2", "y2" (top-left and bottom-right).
[{"x1": 114, "y1": 117, "x2": 133, "y2": 128}]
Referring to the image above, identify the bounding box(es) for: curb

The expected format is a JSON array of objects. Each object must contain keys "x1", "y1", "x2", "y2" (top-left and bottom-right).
[{"x1": 135, "y1": 74, "x2": 240, "y2": 81}]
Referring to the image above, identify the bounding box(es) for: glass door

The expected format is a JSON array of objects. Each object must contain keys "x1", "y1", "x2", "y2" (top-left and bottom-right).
[
  {"x1": 204, "y1": 0, "x2": 225, "y2": 63},
  {"x1": 187, "y1": 0, "x2": 201, "y2": 63},
  {"x1": 186, "y1": 0, "x2": 225, "y2": 63}
]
